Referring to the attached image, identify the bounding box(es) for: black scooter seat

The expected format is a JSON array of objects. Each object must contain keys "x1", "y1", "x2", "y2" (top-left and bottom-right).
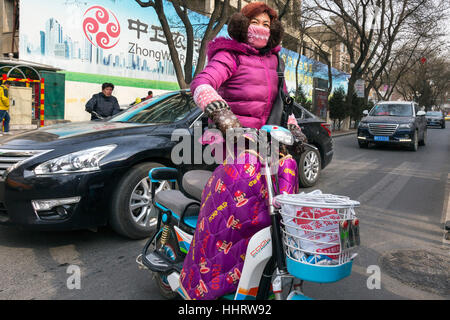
[
  {"x1": 155, "y1": 190, "x2": 199, "y2": 218},
  {"x1": 182, "y1": 170, "x2": 212, "y2": 201}
]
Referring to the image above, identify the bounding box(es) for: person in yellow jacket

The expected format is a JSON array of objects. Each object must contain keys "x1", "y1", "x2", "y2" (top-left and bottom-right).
[{"x1": 0, "y1": 80, "x2": 11, "y2": 135}]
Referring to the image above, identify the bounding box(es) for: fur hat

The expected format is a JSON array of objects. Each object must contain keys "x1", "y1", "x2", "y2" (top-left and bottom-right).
[{"x1": 228, "y1": 1, "x2": 284, "y2": 50}]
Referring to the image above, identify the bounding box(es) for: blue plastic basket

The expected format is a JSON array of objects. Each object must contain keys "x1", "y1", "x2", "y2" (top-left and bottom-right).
[
  {"x1": 286, "y1": 257, "x2": 353, "y2": 283},
  {"x1": 275, "y1": 191, "x2": 360, "y2": 284}
]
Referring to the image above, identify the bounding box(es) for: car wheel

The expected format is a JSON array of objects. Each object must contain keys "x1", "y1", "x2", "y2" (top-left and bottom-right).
[
  {"x1": 110, "y1": 162, "x2": 171, "y2": 239},
  {"x1": 409, "y1": 131, "x2": 418, "y2": 151},
  {"x1": 298, "y1": 148, "x2": 321, "y2": 188},
  {"x1": 358, "y1": 141, "x2": 368, "y2": 148},
  {"x1": 419, "y1": 129, "x2": 426, "y2": 146}
]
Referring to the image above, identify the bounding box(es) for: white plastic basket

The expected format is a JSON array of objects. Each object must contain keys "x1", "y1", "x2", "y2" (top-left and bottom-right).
[{"x1": 275, "y1": 190, "x2": 360, "y2": 282}]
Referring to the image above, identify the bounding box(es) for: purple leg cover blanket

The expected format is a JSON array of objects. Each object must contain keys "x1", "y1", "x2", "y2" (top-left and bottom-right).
[{"x1": 179, "y1": 151, "x2": 298, "y2": 300}]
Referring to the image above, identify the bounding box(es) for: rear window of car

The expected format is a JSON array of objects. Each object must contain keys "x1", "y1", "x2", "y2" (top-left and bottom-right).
[
  {"x1": 370, "y1": 104, "x2": 413, "y2": 117},
  {"x1": 426, "y1": 111, "x2": 442, "y2": 116},
  {"x1": 293, "y1": 103, "x2": 316, "y2": 119}
]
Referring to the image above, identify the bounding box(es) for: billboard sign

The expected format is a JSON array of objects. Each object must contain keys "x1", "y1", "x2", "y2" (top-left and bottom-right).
[
  {"x1": 19, "y1": 0, "x2": 226, "y2": 86},
  {"x1": 355, "y1": 79, "x2": 365, "y2": 98},
  {"x1": 280, "y1": 48, "x2": 350, "y2": 101}
]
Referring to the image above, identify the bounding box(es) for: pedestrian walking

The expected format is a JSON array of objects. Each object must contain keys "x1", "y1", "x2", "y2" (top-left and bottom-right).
[
  {"x1": 140, "y1": 91, "x2": 153, "y2": 102},
  {"x1": 144, "y1": 91, "x2": 153, "y2": 100},
  {"x1": 0, "y1": 80, "x2": 12, "y2": 135},
  {"x1": 85, "y1": 83, "x2": 120, "y2": 120}
]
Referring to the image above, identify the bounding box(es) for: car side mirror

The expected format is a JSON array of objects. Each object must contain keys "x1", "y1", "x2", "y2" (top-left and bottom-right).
[
  {"x1": 363, "y1": 110, "x2": 369, "y2": 116},
  {"x1": 417, "y1": 111, "x2": 426, "y2": 116}
]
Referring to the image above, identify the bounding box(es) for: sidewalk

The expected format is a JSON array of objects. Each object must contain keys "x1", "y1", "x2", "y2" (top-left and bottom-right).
[
  {"x1": 0, "y1": 129, "x2": 30, "y2": 140},
  {"x1": 331, "y1": 129, "x2": 357, "y2": 137}
]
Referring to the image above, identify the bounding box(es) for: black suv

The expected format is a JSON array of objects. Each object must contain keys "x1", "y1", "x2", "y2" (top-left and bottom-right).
[
  {"x1": 426, "y1": 111, "x2": 446, "y2": 129},
  {"x1": 357, "y1": 101, "x2": 427, "y2": 151}
]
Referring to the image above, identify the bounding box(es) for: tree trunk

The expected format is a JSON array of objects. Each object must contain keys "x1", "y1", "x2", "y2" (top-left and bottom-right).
[{"x1": 346, "y1": 76, "x2": 357, "y2": 112}]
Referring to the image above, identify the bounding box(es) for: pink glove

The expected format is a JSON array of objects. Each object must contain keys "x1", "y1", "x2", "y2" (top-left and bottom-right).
[
  {"x1": 288, "y1": 114, "x2": 300, "y2": 129},
  {"x1": 193, "y1": 84, "x2": 242, "y2": 136},
  {"x1": 193, "y1": 84, "x2": 225, "y2": 110}
]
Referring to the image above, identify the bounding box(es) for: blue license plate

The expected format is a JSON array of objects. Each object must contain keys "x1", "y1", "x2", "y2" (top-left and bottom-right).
[{"x1": 374, "y1": 136, "x2": 389, "y2": 141}]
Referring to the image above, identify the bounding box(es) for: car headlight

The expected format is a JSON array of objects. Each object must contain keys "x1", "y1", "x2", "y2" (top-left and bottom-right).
[
  {"x1": 358, "y1": 122, "x2": 368, "y2": 128},
  {"x1": 398, "y1": 123, "x2": 413, "y2": 129},
  {"x1": 34, "y1": 145, "x2": 117, "y2": 175}
]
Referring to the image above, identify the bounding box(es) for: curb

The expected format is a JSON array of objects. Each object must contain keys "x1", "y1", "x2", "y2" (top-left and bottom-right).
[
  {"x1": 444, "y1": 177, "x2": 450, "y2": 231},
  {"x1": 331, "y1": 131, "x2": 357, "y2": 138},
  {"x1": 443, "y1": 173, "x2": 450, "y2": 243}
]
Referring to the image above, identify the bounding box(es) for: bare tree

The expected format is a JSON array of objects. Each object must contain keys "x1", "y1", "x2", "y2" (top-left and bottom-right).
[
  {"x1": 302, "y1": 0, "x2": 440, "y2": 108},
  {"x1": 395, "y1": 50, "x2": 450, "y2": 109},
  {"x1": 274, "y1": 0, "x2": 335, "y2": 102},
  {"x1": 273, "y1": 0, "x2": 292, "y2": 22},
  {"x1": 136, "y1": 0, "x2": 230, "y2": 89},
  {"x1": 371, "y1": 0, "x2": 449, "y2": 101}
]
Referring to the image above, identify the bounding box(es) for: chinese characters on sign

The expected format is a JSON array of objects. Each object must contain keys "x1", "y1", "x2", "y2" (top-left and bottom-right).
[
  {"x1": 128, "y1": 18, "x2": 201, "y2": 53},
  {"x1": 128, "y1": 19, "x2": 148, "y2": 39}
]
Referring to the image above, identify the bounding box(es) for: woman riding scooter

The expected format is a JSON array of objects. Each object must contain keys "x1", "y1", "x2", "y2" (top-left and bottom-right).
[{"x1": 179, "y1": 2, "x2": 307, "y2": 300}]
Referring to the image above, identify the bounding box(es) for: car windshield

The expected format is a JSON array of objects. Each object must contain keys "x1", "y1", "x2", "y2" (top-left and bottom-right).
[
  {"x1": 370, "y1": 104, "x2": 413, "y2": 117},
  {"x1": 110, "y1": 93, "x2": 196, "y2": 124},
  {"x1": 426, "y1": 111, "x2": 442, "y2": 117}
]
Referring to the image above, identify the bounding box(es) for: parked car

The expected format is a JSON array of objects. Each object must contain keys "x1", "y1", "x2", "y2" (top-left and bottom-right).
[
  {"x1": 0, "y1": 91, "x2": 332, "y2": 239},
  {"x1": 426, "y1": 111, "x2": 446, "y2": 129},
  {"x1": 288, "y1": 102, "x2": 333, "y2": 187},
  {"x1": 357, "y1": 101, "x2": 427, "y2": 151}
]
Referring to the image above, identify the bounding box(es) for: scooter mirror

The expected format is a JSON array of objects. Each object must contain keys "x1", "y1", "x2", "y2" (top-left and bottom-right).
[{"x1": 267, "y1": 126, "x2": 294, "y2": 146}]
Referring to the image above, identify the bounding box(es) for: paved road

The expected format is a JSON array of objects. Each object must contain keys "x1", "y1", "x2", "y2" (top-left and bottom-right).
[
  {"x1": 0, "y1": 127, "x2": 448, "y2": 300},
  {"x1": 303, "y1": 126, "x2": 450, "y2": 300}
]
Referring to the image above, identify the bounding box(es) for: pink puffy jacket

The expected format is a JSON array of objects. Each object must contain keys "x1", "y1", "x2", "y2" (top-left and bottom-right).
[{"x1": 191, "y1": 37, "x2": 280, "y2": 129}]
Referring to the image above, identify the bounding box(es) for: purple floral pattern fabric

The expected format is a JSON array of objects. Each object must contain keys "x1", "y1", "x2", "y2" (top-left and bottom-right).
[{"x1": 179, "y1": 152, "x2": 298, "y2": 300}]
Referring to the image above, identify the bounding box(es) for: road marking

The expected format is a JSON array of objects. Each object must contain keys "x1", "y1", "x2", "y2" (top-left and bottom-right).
[
  {"x1": 357, "y1": 162, "x2": 419, "y2": 209},
  {"x1": 362, "y1": 204, "x2": 440, "y2": 233},
  {"x1": 442, "y1": 173, "x2": 450, "y2": 245},
  {"x1": 321, "y1": 156, "x2": 378, "y2": 188}
]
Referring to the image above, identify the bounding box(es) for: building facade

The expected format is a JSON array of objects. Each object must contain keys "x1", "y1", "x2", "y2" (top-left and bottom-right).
[{"x1": 0, "y1": 0, "x2": 18, "y2": 58}]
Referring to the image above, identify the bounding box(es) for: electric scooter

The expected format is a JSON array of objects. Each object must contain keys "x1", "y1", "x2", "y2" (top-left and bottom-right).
[{"x1": 136, "y1": 125, "x2": 360, "y2": 300}]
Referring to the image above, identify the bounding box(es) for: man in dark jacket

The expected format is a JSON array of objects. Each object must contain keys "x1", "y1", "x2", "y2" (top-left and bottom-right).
[{"x1": 85, "y1": 83, "x2": 120, "y2": 120}]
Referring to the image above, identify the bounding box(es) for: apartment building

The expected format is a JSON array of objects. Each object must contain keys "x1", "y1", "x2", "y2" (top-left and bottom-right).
[{"x1": 0, "y1": 0, "x2": 18, "y2": 58}]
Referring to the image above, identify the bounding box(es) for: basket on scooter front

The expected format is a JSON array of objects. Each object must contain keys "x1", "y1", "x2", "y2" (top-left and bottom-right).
[{"x1": 276, "y1": 190, "x2": 360, "y2": 283}]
